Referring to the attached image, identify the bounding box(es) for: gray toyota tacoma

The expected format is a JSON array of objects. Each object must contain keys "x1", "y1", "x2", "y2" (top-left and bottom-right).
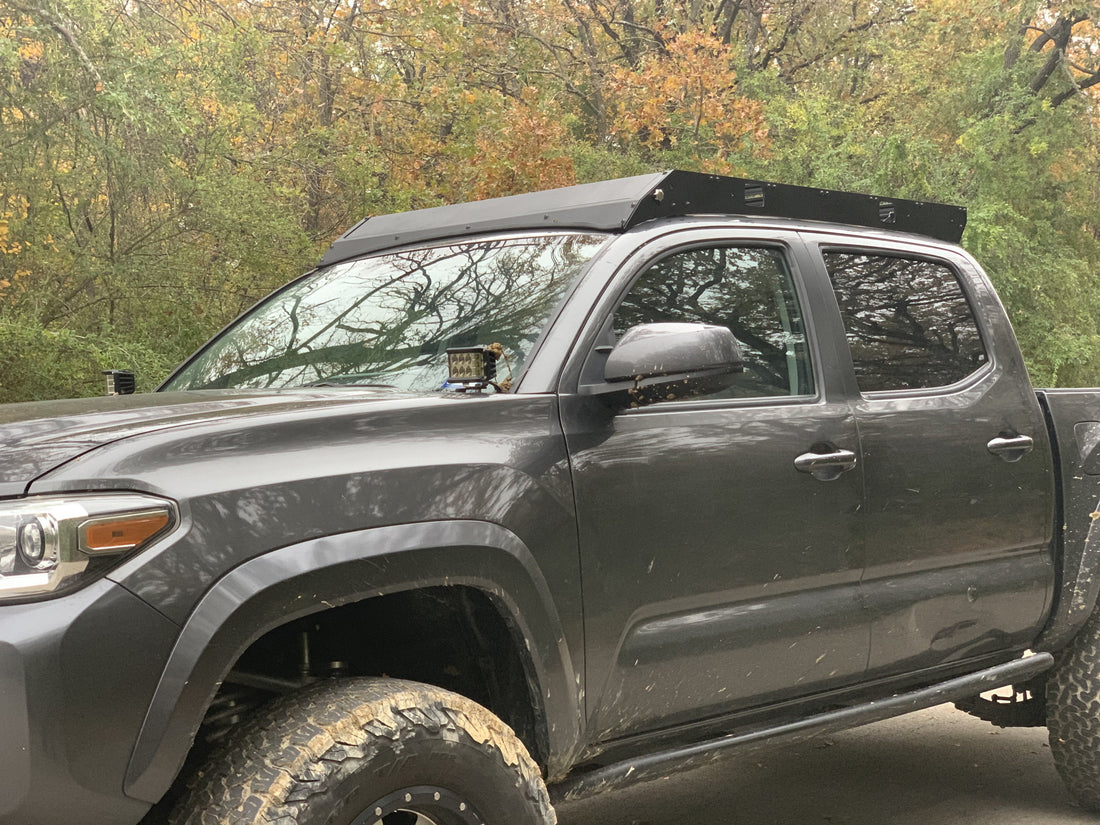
[{"x1": 4, "y1": 170, "x2": 1100, "y2": 824}]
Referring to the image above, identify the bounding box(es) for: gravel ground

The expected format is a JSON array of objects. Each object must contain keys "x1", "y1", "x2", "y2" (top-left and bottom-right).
[{"x1": 556, "y1": 704, "x2": 1099, "y2": 825}]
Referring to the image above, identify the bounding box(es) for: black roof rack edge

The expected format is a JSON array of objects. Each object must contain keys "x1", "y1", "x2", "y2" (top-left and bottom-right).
[{"x1": 319, "y1": 170, "x2": 967, "y2": 266}]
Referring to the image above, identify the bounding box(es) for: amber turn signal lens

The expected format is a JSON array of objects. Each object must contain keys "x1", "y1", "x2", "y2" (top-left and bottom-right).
[{"x1": 81, "y1": 511, "x2": 171, "y2": 554}]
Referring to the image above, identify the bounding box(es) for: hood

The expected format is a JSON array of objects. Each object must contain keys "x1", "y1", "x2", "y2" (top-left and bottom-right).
[{"x1": 0, "y1": 388, "x2": 420, "y2": 497}]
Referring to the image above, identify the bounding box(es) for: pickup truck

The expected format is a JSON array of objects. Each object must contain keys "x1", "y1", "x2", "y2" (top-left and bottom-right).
[{"x1": 3, "y1": 170, "x2": 1100, "y2": 825}]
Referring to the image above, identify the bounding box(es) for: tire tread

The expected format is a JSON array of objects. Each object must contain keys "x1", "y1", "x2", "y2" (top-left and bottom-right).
[
  {"x1": 1048, "y1": 608, "x2": 1100, "y2": 810},
  {"x1": 169, "y1": 677, "x2": 555, "y2": 825}
]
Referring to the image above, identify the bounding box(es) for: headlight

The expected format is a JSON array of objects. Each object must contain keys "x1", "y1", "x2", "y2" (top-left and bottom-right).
[{"x1": 0, "y1": 493, "x2": 176, "y2": 602}]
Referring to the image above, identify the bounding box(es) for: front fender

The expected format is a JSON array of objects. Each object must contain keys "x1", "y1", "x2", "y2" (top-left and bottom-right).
[{"x1": 123, "y1": 520, "x2": 581, "y2": 803}]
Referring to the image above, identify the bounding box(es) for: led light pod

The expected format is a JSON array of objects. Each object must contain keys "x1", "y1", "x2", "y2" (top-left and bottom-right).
[
  {"x1": 0, "y1": 493, "x2": 176, "y2": 601},
  {"x1": 445, "y1": 346, "x2": 497, "y2": 387}
]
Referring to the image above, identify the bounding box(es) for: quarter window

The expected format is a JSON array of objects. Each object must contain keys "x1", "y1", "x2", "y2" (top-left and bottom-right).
[
  {"x1": 823, "y1": 252, "x2": 987, "y2": 392},
  {"x1": 613, "y1": 246, "x2": 814, "y2": 399}
]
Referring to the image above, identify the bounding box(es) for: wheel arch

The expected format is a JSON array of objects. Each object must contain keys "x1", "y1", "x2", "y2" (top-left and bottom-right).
[{"x1": 123, "y1": 520, "x2": 582, "y2": 804}]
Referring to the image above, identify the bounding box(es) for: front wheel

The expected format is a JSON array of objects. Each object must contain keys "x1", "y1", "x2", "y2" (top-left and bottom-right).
[
  {"x1": 1048, "y1": 608, "x2": 1100, "y2": 811},
  {"x1": 170, "y1": 677, "x2": 556, "y2": 825}
]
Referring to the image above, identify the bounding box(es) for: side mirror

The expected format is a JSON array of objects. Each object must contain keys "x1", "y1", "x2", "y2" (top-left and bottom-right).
[{"x1": 596, "y1": 322, "x2": 744, "y2": 407}]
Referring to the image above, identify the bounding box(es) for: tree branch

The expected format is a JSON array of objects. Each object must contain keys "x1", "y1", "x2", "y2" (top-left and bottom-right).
[
  {"x1": 4, "y1": 0, "x2": 103, "y2": 87},
  {"x1": 1050, "y1": 68, "x2": 1100, "y2": 108}
]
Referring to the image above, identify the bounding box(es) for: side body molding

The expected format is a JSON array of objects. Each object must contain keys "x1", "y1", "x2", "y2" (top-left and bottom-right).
[{"x1": 123, "y1": 520, "x2": 581, "y2": 802}]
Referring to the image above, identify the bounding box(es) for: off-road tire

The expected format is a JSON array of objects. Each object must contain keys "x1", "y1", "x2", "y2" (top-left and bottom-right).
[
  {"x1": 169, "y1": 677, "x2": 556, "y2": 825},
  {"x1": 1048, "y1": 608, "x2": 1100, "y2": 811}
]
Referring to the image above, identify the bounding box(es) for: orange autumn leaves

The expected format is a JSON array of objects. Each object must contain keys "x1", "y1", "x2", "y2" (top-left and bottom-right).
[{"x1": 607, "y1": 30, "x2": 768, "y2": 167}]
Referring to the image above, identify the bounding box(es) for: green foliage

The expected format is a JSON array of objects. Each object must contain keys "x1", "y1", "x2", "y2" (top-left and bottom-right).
[
  {"x1": 0, "y1": 315, "x2": 176, "y2": 402},
  {"x1": 0, "y1": 0, "x2": 1097, "y2": 397},
  {"x1": 743, "y1": 1, "x2": 1100, "y2": 385}
]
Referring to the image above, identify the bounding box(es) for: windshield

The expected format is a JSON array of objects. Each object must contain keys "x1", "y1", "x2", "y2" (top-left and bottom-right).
[{"x1": 162, "y1": 232, "x2": 608, "y2": 392}]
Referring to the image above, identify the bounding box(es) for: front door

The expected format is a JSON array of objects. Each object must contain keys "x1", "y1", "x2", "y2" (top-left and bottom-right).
[{"x1": 561, "y1": 234, "x2": 868, "y2": 743}]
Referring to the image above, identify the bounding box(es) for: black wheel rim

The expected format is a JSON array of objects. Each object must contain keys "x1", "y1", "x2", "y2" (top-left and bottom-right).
[{"x1": 350, "y1": 786, "x2": 484, "y2": 825}]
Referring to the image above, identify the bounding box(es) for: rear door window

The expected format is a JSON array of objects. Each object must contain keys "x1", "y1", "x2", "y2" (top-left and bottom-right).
[{"x1": 822, "y1": 252, "x2": 987, "y2": 392}]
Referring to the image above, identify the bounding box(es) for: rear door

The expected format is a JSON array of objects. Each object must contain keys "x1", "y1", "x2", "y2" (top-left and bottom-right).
[
  {"x1": 812, "y1": 236, "x2": 1056, "y2": 677},
  {"x1": 559, "y1": 229, "x2": 869, "y2": 743}
]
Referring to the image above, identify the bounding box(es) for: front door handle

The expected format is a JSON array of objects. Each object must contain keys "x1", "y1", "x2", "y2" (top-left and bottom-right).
[
  {"x1": 794, "y1": 447, "x2": 858, "y2": 482},
  {"x1": 987, "y1": 434, "x2": 1034, "y2": 463}
]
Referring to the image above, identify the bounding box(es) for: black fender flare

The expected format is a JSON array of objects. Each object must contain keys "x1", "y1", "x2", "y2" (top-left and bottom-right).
[
  {"x1": 1035, "y1": 504, "x2": 1100, "y2": 653},
  {"x1": 1034, "y1": 392, "x2": 1100, "y2": 654},
  {"x1": 123, "y1": 520, "x2": 582, "y2": 803}
]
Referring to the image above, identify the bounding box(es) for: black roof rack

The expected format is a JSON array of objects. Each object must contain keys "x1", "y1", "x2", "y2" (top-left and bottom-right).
[{"x1": 319, "y1": 170, "x2": 967, "y2": 266}]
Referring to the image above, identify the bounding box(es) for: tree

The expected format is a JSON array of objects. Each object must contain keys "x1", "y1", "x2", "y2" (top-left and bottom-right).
[{"x1": 0, "y1": 0, "x2": 1097, "y2": 398}]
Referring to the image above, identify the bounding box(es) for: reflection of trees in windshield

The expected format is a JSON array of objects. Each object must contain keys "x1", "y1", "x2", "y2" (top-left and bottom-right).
[
  {"x1": 823, "y1": 253, "x2": 987, "y2": 392},
  {"x1": 165, "y1": 233, "x2": 607, "y2": 391}
]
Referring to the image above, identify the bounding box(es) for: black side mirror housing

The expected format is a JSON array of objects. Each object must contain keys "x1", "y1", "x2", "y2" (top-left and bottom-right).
[{"x1": 594, "y1": 322, "x2": 744, "y2": 407}]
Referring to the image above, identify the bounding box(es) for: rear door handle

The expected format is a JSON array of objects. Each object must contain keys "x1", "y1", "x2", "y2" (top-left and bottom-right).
[
  {"x1": 987, "y1": 434, "x2": 1034, "y2": 463},
  {"x1": 794, "y1": 448, "x2": 858, "y2": 482}
]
